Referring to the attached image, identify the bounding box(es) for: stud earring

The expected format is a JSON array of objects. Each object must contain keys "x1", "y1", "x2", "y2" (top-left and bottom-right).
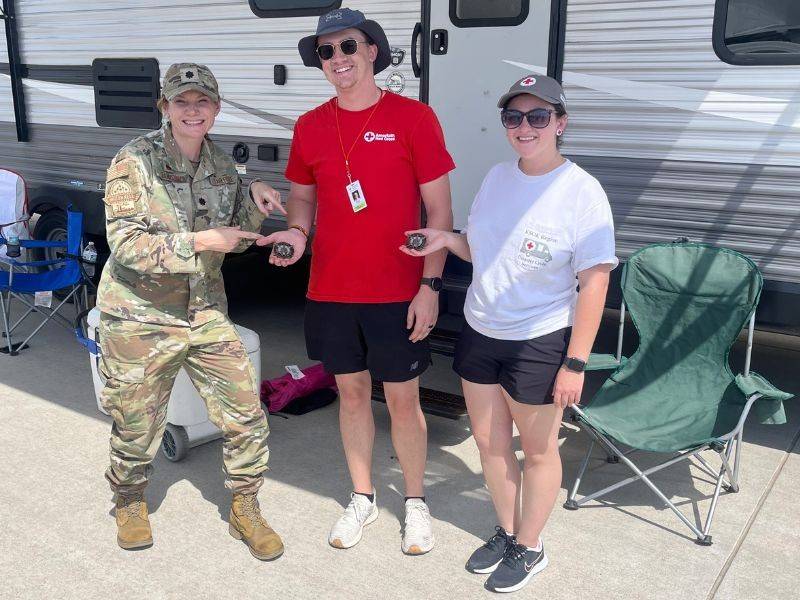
[{"x1": 556, "y1": 129, "x2": 563, "y2": 136}]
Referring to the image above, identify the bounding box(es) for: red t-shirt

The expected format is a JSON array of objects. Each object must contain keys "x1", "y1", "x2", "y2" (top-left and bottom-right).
[{"x1": 285, "y1": 91, "x2": 455, "y2": 303}]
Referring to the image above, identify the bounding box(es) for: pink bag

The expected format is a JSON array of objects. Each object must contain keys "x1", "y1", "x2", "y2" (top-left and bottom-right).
[{"x1": 260, "y1": 363, "x2": 337, "y2": 413}]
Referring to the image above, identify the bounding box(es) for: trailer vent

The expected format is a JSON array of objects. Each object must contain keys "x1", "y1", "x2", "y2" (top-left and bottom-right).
[{"x1": 92, "y1": 58, "x2": 160, "y2": 129}]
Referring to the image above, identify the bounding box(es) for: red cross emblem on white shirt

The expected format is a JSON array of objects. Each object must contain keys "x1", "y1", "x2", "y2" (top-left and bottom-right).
[
  {"x1": 526, "y1": 241, "x2": 535, "y2": 250},
  {"x1": 520, "y1": 77, "x2": 536, "y2": 87}
]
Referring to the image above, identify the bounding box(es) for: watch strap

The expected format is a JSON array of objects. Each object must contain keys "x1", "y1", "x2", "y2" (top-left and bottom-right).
[
  {"x1": 248, "y1": 178, "x2": 262, "y2": 201},
  {"x1": 420, "y1": 277, "x2": 442, "y2": 291},
  {"x1": 563, "y1": 356, "x2": 587, "y2": 373}
]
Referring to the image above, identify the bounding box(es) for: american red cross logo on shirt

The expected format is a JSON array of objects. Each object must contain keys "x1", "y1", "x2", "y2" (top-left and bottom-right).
[
  {"x1": 520, "y1": 77, "x2": 536, "y2": 87},
  {"x1": 364, "y1": 131, "x2": 376, "y2": 142}
]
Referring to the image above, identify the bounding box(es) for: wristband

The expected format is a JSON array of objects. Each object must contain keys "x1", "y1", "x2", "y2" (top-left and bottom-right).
[
  {"x1": 289, "y1": 224, "x2": 309, "y2": 238},
  {"x1": 248, "y1": 178, "x2": 262, "y2": 201}
]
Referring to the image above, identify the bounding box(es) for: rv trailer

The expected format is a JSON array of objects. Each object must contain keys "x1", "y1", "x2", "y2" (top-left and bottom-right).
[{"x1": 2, "y1": 0, "x2": 799, "y2": 340}]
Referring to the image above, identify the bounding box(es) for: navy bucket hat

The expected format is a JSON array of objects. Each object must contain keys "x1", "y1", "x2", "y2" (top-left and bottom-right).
[{"x1": 298, "y1": 8, "x2": 392, "y2": 75}]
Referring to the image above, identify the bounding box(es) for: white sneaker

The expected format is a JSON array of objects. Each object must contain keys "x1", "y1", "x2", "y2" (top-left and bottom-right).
[
  {"x1": 402, "y1": 498, "x2": 434, "y2": 555},
  {"x1": 328, "y1": 491, "x2": 378, "y2": 549}
]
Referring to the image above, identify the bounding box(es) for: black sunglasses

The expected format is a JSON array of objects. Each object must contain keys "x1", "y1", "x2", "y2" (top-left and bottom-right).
[
  {"x1": 316, "y1": 38, "x2": 365, "y2": 61},
  {"x1": 501, "y1": 108, "x2": 554, "y2": 129}
]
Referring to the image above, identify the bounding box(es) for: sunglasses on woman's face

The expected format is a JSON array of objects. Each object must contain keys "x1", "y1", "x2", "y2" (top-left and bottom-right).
[
  {"x1": 316, "y1": 39, "x2": 364, "y2": 61},
  {"x1": 501, "y1": 108, "x2": 555, "y2": 129}
]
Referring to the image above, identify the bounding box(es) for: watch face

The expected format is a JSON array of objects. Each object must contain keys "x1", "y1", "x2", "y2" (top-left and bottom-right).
[
  {"x1": 431, "y1": 277, "x2": 443, "y2": 291},
  {"x1": 565, "y1": 357, "x2": 586, "y2": 372}
]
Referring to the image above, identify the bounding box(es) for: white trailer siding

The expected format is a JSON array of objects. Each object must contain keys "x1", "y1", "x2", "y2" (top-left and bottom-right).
[
  {"x1": 561, "y1": 0, "x2": 800, "y2": 284},
  {"x1": 3, "y1": 0, "x2": 421, "y2": 136}
]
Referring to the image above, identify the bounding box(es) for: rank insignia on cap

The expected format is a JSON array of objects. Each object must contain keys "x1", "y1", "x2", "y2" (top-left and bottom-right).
[{"x1": 520, "y1": 76, "x2": 536, "y2": 87}]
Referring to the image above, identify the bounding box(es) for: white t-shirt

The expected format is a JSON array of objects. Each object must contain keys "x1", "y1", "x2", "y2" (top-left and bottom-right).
[{"x1": 464, "y1": 159, "x2": 618, "y2": 341}]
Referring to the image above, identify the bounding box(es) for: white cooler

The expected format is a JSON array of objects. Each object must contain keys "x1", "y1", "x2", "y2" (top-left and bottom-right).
[{"x1": 87, "y1": 307, "x2": 262, "y2": 462}]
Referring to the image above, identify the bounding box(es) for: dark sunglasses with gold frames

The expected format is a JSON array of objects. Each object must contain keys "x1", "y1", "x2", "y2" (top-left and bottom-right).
[{"x1": 316, "y1": 38, "x2": 369, "y2": 61}]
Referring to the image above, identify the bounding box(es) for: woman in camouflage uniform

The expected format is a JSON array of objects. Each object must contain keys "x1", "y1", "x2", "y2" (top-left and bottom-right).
[{"x1": 97, "y1": 63, "x2": 285, "y2": 560}]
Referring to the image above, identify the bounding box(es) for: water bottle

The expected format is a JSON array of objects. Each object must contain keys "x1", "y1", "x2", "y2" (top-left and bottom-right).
[
  {"x1": 6, "y1": 233, "x2": 21, "y2": 258},
  {"x1": 82, "y1": 241, "x2": 97, "y2": 278}
]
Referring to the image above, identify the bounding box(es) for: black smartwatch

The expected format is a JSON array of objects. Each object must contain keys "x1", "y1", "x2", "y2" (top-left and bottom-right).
[
  {"x1": 563, "y1": 356, "x2": 587, "y2": 373},
  {"x1": 420, "y1": 277, "x2": 443, "y2": 292}
]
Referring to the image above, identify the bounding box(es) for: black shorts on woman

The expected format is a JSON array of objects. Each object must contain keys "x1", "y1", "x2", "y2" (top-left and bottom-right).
[{"x1": 453, "y1": 324, "x2": 571, "y2": 405}]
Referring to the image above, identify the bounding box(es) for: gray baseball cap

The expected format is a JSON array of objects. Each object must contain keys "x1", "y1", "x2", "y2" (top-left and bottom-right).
[
  {"x1": 497, "y1": 74, "x2": 567, "y2": 112},
  {"x1": 298, "y1": 8, "x2": 391, "y2": 74}
]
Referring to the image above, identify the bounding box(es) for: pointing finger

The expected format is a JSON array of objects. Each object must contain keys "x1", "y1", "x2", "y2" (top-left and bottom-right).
[
  {"x1": 236, "y1": 231, "x2": 264, "y2": 240},
  {"x1": 269, "y1": 201, "x2": 288, "y2": 216}
]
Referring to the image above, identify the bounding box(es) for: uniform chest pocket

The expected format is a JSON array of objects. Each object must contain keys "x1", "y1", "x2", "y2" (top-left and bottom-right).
[
  {"x1": 514, "y1": 222, "x2": 571, "y2": 273},
  {"x1": 152, "y1": 175, "x2": 191, "y2": 231},
  {"x1": 200, "y1": 180, "x2": 237, "y2": 226}
]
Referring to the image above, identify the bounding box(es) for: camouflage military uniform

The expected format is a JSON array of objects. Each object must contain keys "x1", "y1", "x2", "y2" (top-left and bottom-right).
[{"x1": 97, "y1": 81, "x2": 269, "y2": 494}]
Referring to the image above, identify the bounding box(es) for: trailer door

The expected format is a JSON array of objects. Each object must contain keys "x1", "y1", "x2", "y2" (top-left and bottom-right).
[{"x1": 424, "y1": 1, "x2": 555, "y2": 228}]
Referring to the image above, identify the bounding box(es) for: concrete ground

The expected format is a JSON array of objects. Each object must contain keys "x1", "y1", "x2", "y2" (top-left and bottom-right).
[{"x1": 1, "y1": 254, "x2": 798, "y2": 600}]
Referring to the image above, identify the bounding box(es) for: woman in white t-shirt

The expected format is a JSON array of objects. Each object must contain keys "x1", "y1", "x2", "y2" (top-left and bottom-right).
[{"x1": 401, "y1": 74, "x2": 617, "y2": 593}]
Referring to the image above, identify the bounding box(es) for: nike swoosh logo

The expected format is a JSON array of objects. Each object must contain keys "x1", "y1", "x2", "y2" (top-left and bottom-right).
[{"x1": 524, "y1": 558, "x2": 539, "y2": 572}]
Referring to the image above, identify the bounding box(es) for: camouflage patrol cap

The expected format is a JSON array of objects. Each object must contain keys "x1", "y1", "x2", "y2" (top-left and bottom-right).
[{"x1": 161, "y1": 63, "x2": 220, "y2": 103}]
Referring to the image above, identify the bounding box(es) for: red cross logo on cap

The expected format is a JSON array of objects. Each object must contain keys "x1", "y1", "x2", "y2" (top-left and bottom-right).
[{"x1": 520, "y1": 76, "x2": 536, "y2": 87}]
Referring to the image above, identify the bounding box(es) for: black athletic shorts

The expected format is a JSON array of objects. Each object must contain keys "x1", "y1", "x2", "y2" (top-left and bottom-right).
[
  {"x1": 305, "y1": 300, "x2": 431, "y2": 382},
  {"x1": 453, "y1": 323, "x2": 571, "y2": 405}
]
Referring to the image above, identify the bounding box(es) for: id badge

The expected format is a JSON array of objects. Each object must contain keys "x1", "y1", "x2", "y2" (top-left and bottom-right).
[{"x1": 346, "y1": 180, "x2": 367, "y2": 212}]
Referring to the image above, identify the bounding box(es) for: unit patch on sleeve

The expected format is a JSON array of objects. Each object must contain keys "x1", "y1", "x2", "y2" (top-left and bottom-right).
[
  {"x1": 104, "y1": 158, "x2": 142, "y2": 218},
  {"x1": 104, "y1": 179, "x2": 141, "y2": 218}
]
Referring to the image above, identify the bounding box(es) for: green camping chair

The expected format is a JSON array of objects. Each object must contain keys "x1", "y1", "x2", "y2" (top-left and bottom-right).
[{"x1": 564, "y1": 241, "x2": 792, "y2": 545}]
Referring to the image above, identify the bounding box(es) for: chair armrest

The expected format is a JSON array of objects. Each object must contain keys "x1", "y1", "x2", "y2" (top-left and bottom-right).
[
  {"x1": 0, "y1": 256, "x2": 66, "y2": 268},
  {"x1": 585, "y1": 353, "x2": 627, "y2": 371},
  {"x1": 735, "y1": 372, "x2": 794, "y2": 425},
  {"x1": 19, "y1": 239, "x2": 67, "y2": 249}
]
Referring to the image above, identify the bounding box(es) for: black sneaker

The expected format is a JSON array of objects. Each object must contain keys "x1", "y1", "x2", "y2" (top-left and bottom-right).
[
  {"x1": 484, "y1": 541, "x2": 548, "y2": 593},
  {"x1": 465, "y1": 526, "x2": 516, "y2": 574}
]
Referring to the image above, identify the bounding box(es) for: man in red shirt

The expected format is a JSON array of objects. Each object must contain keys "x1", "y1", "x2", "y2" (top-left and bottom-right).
[{"x1": 253, "y1": 7, "x2": 454, "y2": 555}]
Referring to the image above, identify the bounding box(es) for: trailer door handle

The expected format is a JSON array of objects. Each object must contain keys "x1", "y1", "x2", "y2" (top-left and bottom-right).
[
  {"x1": 411, "y1": 22, "x2": 422, "y2": 78},
  {"x1": 431, "y1": 29, "x2": 448, "y2": 55}
]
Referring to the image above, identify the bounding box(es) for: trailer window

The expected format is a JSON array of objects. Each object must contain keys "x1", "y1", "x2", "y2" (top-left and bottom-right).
[
  {"x1": 713, "y1": 0, "x2": 800, "y2": 65},
  {"x1": 450, "y1": 0, "x2": 529, "y2": 28},
  {"x1": 249, "y1": 0, "x2": 341, "y2": 18}
]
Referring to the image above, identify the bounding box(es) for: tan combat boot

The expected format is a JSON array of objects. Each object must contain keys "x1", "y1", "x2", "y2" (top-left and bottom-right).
[
  {"x1": 115, "y1": 491, "x2": 153, "y2": 550},
  {"x1": 229, "y1": 493, "x2": 284, "y2": 560}
]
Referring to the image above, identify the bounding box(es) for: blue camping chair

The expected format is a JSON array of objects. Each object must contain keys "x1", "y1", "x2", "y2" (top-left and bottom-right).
[{"x1": 0, "y1": 208, "x2": 91, "y2": 355}]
